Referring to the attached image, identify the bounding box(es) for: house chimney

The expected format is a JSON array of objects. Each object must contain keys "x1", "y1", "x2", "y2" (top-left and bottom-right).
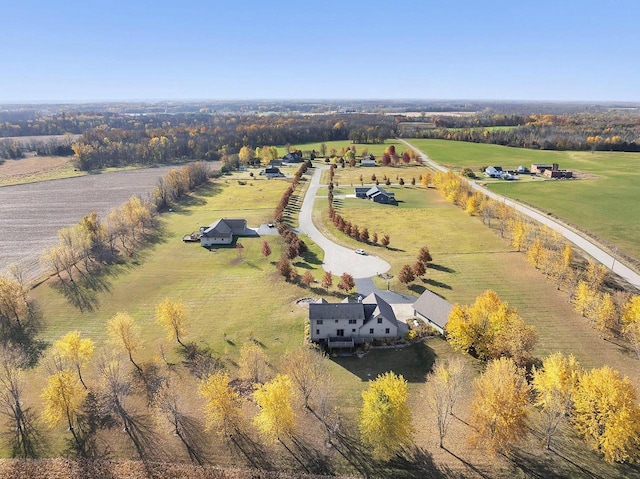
[{"x1": 552, "y1": 163, "x2": 559, "y2": 171}]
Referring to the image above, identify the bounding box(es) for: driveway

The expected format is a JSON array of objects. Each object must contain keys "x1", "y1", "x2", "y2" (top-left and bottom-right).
[
  {"x1": 298, "y1": 166, "x2": 390, "y2": 279},
  {"x1": 398, "y1": 139, "x2": 640, "y2": 291}
]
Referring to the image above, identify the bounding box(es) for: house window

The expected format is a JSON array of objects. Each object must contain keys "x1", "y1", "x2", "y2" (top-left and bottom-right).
[
  {"x1": 335, "y1": 320, "x2": 339, "y2": 323},
  {"x1": 377, "y1": 318, "x2": 382, "y2": 324},
  {"x1": 348, "y1": 319, "x2": 357, "y2": 324},
  {"x1": 316, "y1": 329, "x2": 319, "y2": 335},
  {"x1": 385, "y1": 328, "x2": 390, "y2": 334},
  {"x1": 369, "y1": 328, "x2": 374, "y2": 334},
  {"x1": 336, "y1": 329, "x2": 344, "y2": 337},
  {"x1": 317, "y1": 320, "x2": 323, "y2": 325},
  {"x1": 352, "y1": 329, "x2": 356, "y2": 333}
]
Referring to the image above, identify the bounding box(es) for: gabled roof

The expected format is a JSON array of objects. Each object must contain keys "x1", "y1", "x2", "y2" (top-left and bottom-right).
[
  {"x1": 413, "y1": 289, "x2": 453, "y2": 330},
  {"x1": 309, "y1": 303, "x2": 366, "y2": 321},
  {"x1": 201, "y1": 218, "x2": 247, "y2": 237},
  {"x1": 366, "y1": 186, "x2": 394, "y2": 198},
  {"x1": 362, "y1": 293, "x2": 398, "y2": 326}
]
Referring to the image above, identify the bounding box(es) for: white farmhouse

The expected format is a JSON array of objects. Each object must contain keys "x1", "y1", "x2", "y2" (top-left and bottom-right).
[{"x1": 309, "y1": 293, "x2": 400, "y2": 349}]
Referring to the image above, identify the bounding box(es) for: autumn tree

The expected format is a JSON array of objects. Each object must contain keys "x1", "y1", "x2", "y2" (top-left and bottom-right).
[
  {"x1": 417, "y1": 246, "x2": 432, "y2": 263},
  {"x1": 573, "y1": 281, "x2": 597, "y2": 317},
  {"x1": 41, "y1": 369, "x2": 88, "y2": 450},
  {"x1": 398, "y1": 264, "x2": 415, "y2": 285},
  {"x1": 573, "y1": 366, "x2": 640, "y2": 463},
  {"x1": 53, "y1": 331, "x2": 95, "y2": 389},
  {"x1": 510, "y1": 219, "x2": 528, "y2": 252},
  {"x1": 321, "y1": 271, "x2": 333, "y2": 290},
  {"x1": 584, "y1": 259, "x2": 608, "y2": 291},
  {"x1": 337, "y1": 273, "x2": 355, "y2": 294},
  {"x1": 107, "y1": 312, "x2": 143, "y2": 371},
  {"x1": 622, "y1": 296, "x2": 640, "y2": 359},
  {"x1": 301, "y1": 270, "x2": 314, "y2": 288},
  {"x1": 532, "y1": 353, "x2": 581, "y2": 450},
  {"x1": 156, "y1": 297, "x2": 188, "y2": 348},
  {"x1": 282, "y1": 347, "x2": 328, "y2": 410},
  {"x1": 413, "y1": 260, "x2": 427, "y2": 279},
  {"x1": 238, "y1": 146, "x2": 255, "y2": 165},
  {"x1": 0, "y1": 275, "x2": 29, "y2": 331},
  {"x1": 446, "y1": 290, "x2": 537, "y2": 366},
  {"x1": 261, "y1": 240, "x2": 271, "y2": 259},
  {"x1": 593, "y1": 292, "x2": 618, "y2": 338},
  {"x1": 0, "y1": 346, "x2": 39, "y2": 457},
  {"x1": 380, "y1": 234, "x2": 390, "y2": 248},
  {"x1": 198, "y1": 371, "x2": 244, "y2": 438},
  {"x1": 277, "y1": 256, "x2": 293, "y2": 280},
  {"x1": 239, "y1": 343, "x2": 268, "y2": 384},
  {"x1": 425, "y1": 358, "x2": 466, "y2": 448},
  {"x1": 470, "y1": 357, "x2": 530, "y2": 454},
  {"x1": 253, "y1": 374, "x2": 296, "y2": 444},
  {"x1": 359, "y1": 372, "x2": 414, "y2": 461}
]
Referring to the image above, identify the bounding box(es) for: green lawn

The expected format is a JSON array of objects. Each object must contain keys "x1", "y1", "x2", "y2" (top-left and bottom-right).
[
  {"x1": 407, "y1": 139, "x2": 640, "y2": 264},
  {"x1": 286, "y1": 139, "x2": 406, "y2": 157}
]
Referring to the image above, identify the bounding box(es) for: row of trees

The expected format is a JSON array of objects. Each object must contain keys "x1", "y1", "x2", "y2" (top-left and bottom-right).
[
  {"x1": 40, "y1": 162, "x2": 212, "y2": 283},
  {"x1": 397, "y1": 246, "x2": 433, "y2": 286},
  {"x1": 429, "y1": 170, "x2": 640, "y2": 344}
]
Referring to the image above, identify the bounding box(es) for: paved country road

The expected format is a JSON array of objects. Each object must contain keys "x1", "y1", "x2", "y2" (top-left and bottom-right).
[
  {"x1": 298, "y1": 166, "x2": 390, "y2": 279},
  {"x1": 398, "y1": 139, "x2": 640, "y2": 291}
]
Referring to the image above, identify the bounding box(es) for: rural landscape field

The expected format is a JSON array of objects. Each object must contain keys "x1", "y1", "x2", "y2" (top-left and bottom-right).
[{"x1": 2, "y1": 1, "x2": 640, "y2": 477}]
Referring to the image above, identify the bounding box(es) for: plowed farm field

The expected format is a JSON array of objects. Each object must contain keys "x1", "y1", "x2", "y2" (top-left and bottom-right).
[{"x1": 0, "y1": 164, "x2": 218, "y2": 282}]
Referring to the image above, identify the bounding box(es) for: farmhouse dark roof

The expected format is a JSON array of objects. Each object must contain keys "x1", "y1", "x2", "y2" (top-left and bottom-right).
[
  {"x1": 362, "y1": 292, "x2": 397, "y2": 325},
  {"x1": 201, "y1": 218, "x2": 248, "y2": 237},
  {"x1": 309, "y1": 303, "x2": 366, "y2": 321},
  {"x1": 413, "y1": 289, "x2": 453, "y2": 330}
]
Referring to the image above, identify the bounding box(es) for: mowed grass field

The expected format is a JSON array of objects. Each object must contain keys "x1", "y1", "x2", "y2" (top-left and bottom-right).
[
  {"x1": 407, "y1": 139, "x2": 640, "y2": 263},
  {"x1": 284, "y1": 139, "x2": 406, "y2": 157}
]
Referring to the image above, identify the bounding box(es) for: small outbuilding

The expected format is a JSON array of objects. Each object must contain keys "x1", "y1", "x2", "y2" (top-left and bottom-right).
[{"x1": 412, "y1": 289, "x2": 454, "y2": 335}]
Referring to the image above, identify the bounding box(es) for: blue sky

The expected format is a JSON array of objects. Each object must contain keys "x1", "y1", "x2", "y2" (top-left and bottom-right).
[{"x1": 1, "y1": 0, "x2": 638, "y2": 102}]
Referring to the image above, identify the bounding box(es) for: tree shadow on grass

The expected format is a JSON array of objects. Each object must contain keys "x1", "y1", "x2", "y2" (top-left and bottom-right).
[
  {"x1": 288, "y1": 435, "x2": 334, "y2": 475},
  {"x1": 424, "y1": 278, "x2": 452, "y2": 290},
  {"x1": 409, "y1": 284, "x2": 426, "y2": 295},
  {"x1": 331, "y1": 341, "x2": 436, "y2": 383},
  {"x1": 229, "y1": 430, "x2": 274, "y2": 470},
  {"x1": 429, "y1": 263, "x2": 456, "y2": 273},
  {"x1": 300, "y1": 249, "x2": 322, "y2": 266},
  {"x1": 385, "y1": 446, "x2": 463, "y2": 479}
]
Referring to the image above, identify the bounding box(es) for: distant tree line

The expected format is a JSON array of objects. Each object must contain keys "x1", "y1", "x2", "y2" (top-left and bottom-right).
[{"x1": 406, "y1": 113, "x2": 640, "y2": 152}]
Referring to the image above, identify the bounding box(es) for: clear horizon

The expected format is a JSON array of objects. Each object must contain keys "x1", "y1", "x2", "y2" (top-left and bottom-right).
[{"x1": 1, "y1": 0, "x2": 638, "y2": 103}]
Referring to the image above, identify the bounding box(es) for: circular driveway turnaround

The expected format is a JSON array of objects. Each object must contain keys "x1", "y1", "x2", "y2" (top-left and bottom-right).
[
  {"x1": 398, "y1": 139, "x2": 640, "y2": 291},
  {"x1": 298, "y1": 166, "x2": 390, "y2": 279}
]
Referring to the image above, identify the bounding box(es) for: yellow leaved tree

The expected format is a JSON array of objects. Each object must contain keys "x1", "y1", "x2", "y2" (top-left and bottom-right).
[
  {"x1": 156, "y1": 298, "x2": 188, "y2": 348},
  {"x1": 359, "y1": 371, "x2": 414, "y2": 461},
  {"x1": 532, "y1": 353, "x2": 581, "y2": 450},
  {"x1": 198, "y1": 371, "x2": 244, "y2": 439},
  {"x1": 41, "y1": 369, "x2": 87, "y2": 449},
  {"x1": 573, "y1": 366, "x2": 640, "y2": 463},
  {"x1": 53, "y1": 331, "x2": 95, "y2": 389},
  {"x1": 107, "y1": 312, "x2": 143, "y2": 371},
  {"x1": 446, "y1": 290, "x2": 537, "y2": 366},
  {"x1": 253, "y1": 374, "x2": 296, "y2": 444},
  {"x1": 470, "y1": 357, "x2": 530, "y2": 455}
]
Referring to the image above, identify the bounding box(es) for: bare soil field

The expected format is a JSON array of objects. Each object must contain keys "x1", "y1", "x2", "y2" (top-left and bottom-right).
[
  {"x1": 0, "y1": 155, "x2": 78, "y2": 186},
  {"x1": 0, "y1": 163, "x2": 218, "y2": 282}
]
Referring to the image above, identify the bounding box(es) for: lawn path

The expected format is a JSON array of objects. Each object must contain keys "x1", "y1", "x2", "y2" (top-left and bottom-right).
[{"x1": 399, "y1": 139, "x2": 640, "y2": 291}]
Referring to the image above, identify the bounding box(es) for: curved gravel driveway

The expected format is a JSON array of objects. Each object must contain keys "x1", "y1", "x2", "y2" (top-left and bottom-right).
[
  {"x1": 399, "y1": 139, "x2": 640, "y2": 291},
  {"x1": 298, "y1": 166, "x2": 390, "y2": 279}
]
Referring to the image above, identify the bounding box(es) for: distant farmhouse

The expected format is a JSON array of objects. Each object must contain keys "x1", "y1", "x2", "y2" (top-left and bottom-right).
[
  {"x1": 354, "y1": 185, "x2": 397, "y2": 204},
  {"x1": 283, "y1": 152, "x2": 303, "y2": 164},
  {"x1": 484, "y1": 166, "x2": 503, "y2": 178},
  {"x1": 412, "y1": 289, "x2": 454, "y2": 335},
  {"x1": 260, "y1": 167, "x2": 285, "y2": 178},
  {"x1": 531, "y1": 163, "x2": 572, "y2": 179},
  {"x1": 309, "y1": 293, "x2": 405, "y2": 349},
  {"x1": 199, "y1": 219, "x2": 256, "y2": 247},
  {"x1": 361, "y1": 154, "x2": 376, "y2": 166}
]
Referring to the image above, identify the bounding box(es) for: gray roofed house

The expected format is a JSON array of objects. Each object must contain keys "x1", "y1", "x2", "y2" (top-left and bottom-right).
[
  {"x1": 412, "y1": 289, "x2": 454, "y2": 334},
  {"x1": 309, "y1": 293, "x2": 400, "y2": 349},
  {"x1": 199, "y1": 218, "x2": 256, "y2": 247},
  {"x1": 366, "y1": 186, "x2": 396, "y2": 204}
]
